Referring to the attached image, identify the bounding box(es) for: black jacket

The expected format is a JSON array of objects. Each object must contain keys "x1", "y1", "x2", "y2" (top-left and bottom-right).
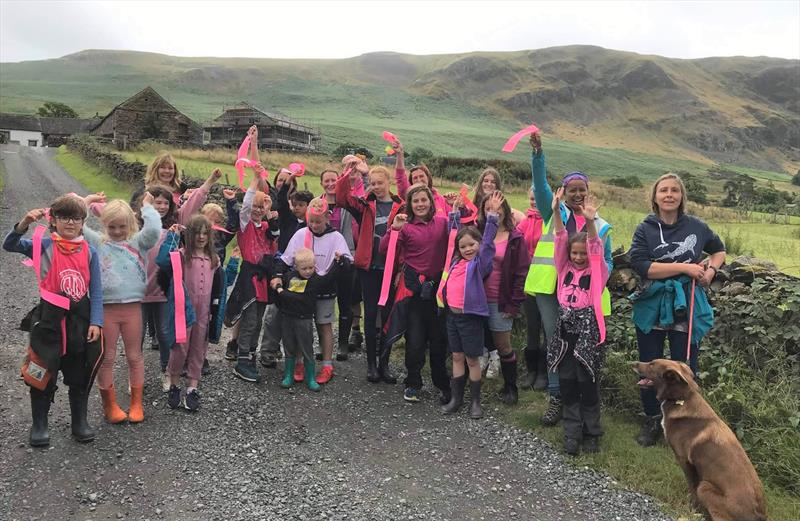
[{"x1": 274, "y1": 258, "x2": 348, "y2": 319}]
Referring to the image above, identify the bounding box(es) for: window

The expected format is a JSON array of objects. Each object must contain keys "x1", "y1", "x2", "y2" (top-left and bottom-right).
[{"x1": 28, "y1": 139, "x2": 38, "y2": 147}]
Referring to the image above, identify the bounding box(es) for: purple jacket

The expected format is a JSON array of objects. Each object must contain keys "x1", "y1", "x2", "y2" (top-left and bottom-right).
[{"x1": 443, "y1": 214, "x2": 499, "y2": 317}]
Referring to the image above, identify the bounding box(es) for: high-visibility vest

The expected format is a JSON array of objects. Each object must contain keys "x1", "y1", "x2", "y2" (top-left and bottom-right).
[{"x1": 524, "y1": 216, "x2": 612, "y2": 316}]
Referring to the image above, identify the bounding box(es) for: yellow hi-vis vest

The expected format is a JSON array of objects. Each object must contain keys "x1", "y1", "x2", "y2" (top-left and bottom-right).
[{"x1": 523, "y1": 217, "x2": 612, "y2": 316}]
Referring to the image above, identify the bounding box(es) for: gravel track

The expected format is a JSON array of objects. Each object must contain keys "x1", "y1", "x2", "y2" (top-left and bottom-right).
[{"x1": 0, "y1": 144, "x2": 672, "y2": 521}]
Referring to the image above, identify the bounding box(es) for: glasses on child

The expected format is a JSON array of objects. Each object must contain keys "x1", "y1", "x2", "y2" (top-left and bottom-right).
[{"x1": 55, "y1": 216, "x2": 84, "y2": 224}]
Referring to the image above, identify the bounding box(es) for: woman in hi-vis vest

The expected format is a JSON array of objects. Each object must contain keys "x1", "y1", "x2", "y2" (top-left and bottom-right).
[{"x1": 525, "y1": 132, "x2": 614, "y2": 427}]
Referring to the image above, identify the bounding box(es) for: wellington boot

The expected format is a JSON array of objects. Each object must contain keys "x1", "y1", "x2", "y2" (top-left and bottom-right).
[
  {"x1": 468, "y1": 379, "x2": 483, "y2": 419},
  {"x1": 128, "y1": 386, "x2": 144, "y2": 423},
  {"x1": 282, "y1": 357, "x2": 296, "y2": 388},
  {"x1": 637, "y1": 415, "x2": 663, "y2": 447},
  {"x1": 377, "y1": 332, "x2": 397, "y2": 384},
  {"x1": 305, "y1": 360, "x2": 321, "y2": 392},
  {"x1": 69, "y1": 387, "x2": 96, "y2": 442},
  {"x1": 29, "y1": 388, "x2": 51, "y2": 447},
  {"x1": 441, "y1": 375, "x2": 466, "y2": 414},
  {"x1": 100, "y1": 386, "x2": 128, "y2": 424},
  {"x1": 366, "y1": 331, "x2": 380, "y2": 383},
  {"x1": 499, "y1": 357, "x2": 519, "y2": 405}
]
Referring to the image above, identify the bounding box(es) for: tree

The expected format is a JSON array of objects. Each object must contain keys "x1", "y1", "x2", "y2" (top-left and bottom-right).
[
  {"x1": 681, "y1": 172, "x2": 708, "y2": 205},
  {"x1": 332, "y1": 142, "x2": 373, "y2": 160},
  {"x1": 409, "y1": 147, "x2": 435, "y2": 164},
  {"x1": 792, "y1": 170, "x2": 800, "y2": 187},
  {"x1": 37, "y1": 101, "x2": 78, "y2": 118}
]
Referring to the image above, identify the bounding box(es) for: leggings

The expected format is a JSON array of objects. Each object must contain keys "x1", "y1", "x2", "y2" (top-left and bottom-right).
[
  {"x1": 358, "y1": 268, "x2": 391, "y2": 354},
  {"x1": 97, "y1": 303, "x2": 144, "y2": 389}
]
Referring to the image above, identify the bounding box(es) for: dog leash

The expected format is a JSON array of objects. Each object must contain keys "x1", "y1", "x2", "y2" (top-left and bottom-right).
[{"x1": 686, "y1": 275, "x2": 696, "y2": 362}]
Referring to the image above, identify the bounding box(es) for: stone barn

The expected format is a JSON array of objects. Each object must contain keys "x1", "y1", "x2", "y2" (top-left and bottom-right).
[
  {"x1": 204, "y1": 102, "x2": 321, "y2": 152},
  {"x1": 92, "y1": 87, "x2": 203, "y2": 147}
]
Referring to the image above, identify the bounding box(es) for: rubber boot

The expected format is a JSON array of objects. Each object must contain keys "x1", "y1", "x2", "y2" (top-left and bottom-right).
[
  {"x1": 533, "y1": 349, "x2": 549, "y2": 390},
  {"x1": 69, "y1": 387, "x2": 96, "y2": 442},
  {"x1": 441, "y1": 375, "x2": 466, "y2": 414},
  {"x1": 336, "y1": 318, "x2": 352, "y2": 361},
  {"x1": 29, "y1": 388, "x2": 51, "y2": 447},
  {"x1": 128, "y1": 386, "x2": 144, "y2": 423},
  {"x1": 100, "y1": 386, "x2": 128, "y2": 424},
  {"x1": 305, "y1": 360, "x2": 321, "y2": 392},
  {"x1": 520, "y1": 347, "x2": 538, "y2": 389},
  {"x1": 348, "y1": 328, "x2": 363, "y2": 353},
  {"x1": 377, "y1": 331, "x2": 397, "y2": 384},
  {"x1": 282, "y1": 357, "x2": 296, "y2": 388},
  {"x1": 469, "y1": 379, "x2": 483, "y2": 419},
  {"x1": 499, "y1": 355, "x2": 519, "y2": 405},
  {"x1": 637, "y1": 414, "x2": 663, "y2": 447},
  {"x1": 366, "y1": 328, "x2": 380, "y2": 383}
]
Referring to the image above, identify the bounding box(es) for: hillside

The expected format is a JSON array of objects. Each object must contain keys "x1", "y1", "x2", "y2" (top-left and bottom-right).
[{"x1": 1, "y1": 46, "x2": 798, "y2": 175}]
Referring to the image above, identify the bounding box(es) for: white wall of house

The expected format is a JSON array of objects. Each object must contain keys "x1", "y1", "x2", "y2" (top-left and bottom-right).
[{"x1": 0, "y1": 129, "x2": 43, "y2": 147}]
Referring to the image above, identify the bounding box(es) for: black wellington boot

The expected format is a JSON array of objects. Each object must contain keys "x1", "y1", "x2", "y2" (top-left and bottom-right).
[
  {"x1": 68, "y1": 387, "x2": 96, "y2": 443},
  {"x1": 469, "y1": 379, "x2": 483, "y2": 419},
  {"x1": 336, "y1": 317, "x2": 353, "y2": 361},
  {"x1": 636, "y1": 415, "x2": 663, "y2": 447},
  {"x1": 533, "y1": 349, "x2": 549, "y2": 391},
  {"x1": 366, "y1": 329, "x2": 380, "y2": 383},
  {"x1": 29, "y1": 388, "x2": 52, "y2": 447},
  {"x1": 499, "y1": 356, "x2": 519, "y2": 405},
  {"x1": 377, "y1": 331, "x2": 397, "y2": 384},
  {"x1": 441, "y1": 375, "x2": 466, "y2": 414}
]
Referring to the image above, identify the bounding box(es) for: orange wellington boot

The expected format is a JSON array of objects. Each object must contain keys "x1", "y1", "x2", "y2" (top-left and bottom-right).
[
  {"x1": 294, "y1": 360, "x2": 305, "y2": 383},
  {"x1": 128, "y1": 386, "x2": 144, "y2": 423},
  {"x1": 100, "y1": 386, "x2": 128, "y2": 424}
]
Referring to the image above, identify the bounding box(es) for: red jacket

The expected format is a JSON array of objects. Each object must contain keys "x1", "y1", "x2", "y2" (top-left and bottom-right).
[{"x1": 335, "y1": 174, "x2": 404, "y2": 270}]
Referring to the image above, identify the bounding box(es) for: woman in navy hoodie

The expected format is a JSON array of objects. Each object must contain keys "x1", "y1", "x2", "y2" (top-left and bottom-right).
[{"x1": 629, "y1": 173, "x2": 726, "y2": 447}]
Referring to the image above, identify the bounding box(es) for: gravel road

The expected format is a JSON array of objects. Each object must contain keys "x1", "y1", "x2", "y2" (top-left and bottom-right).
[{"x1": 0, "y1": 144, "x2": 672, "y2": 521}]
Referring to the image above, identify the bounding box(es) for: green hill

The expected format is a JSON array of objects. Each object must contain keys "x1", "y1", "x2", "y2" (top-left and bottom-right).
[{"x1": 1, "y1": 46, "x2": 797, "y2": 179}]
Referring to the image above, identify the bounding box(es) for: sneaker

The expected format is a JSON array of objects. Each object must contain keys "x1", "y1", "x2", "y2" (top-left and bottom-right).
[
  {"x1": 260, "y1": 353, "x2": 277, "y2": 368},
  {"x1": 167, "y1": 385, "x2": 181, "y2": 409},
  {"x1": 316, "y1": 365, "x2": 334, "y2": 385},
  {"x1": 485, "y1": 357, "x2": 500, "y2": 379},
  {"x1": 564, "y1": 437, "x2": 580, "y2": 456},
  {"x1": 403, "y1": 387, "x2": 420, "y2": 403},
  {"x1": 335, "y1": 348, "x2": 349, "y2": 362},
  {"x1": 161, "y1": 372, "x2": 171, "y2": 393},
  {"x1": 347, "y1": 329, "x2": 363, "y2": 352},
  {"x1": 583, "y1": 436, "x2": 600, "y2": 454},
  {"x1": 233, "y1": 360, "x2": 261, "y2": 383},
  {"x1": 541, "y1": 396, "x2": 563, "y2": 426},
  {"x1": 202, "y1": 358, "x2": 211, "y2": 376},
  {"x1": 184, "y1": 389, "x2": 201, "y2": 412},
  {"x1": 224, "y1": 340, "x2": 237, "y2": 361},
  {"x1": 478, "y1": 354, "x2": 489, "y2": 373}
]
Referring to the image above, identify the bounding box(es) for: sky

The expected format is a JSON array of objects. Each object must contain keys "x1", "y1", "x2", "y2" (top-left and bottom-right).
[{"x1": 1, "y1": 0, "x2": 798, "y2": 63}]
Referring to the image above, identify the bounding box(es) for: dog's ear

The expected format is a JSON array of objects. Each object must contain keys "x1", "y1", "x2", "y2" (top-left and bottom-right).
[{"x1": 663, "y1": 368, "x2": 689, "y2": 386}]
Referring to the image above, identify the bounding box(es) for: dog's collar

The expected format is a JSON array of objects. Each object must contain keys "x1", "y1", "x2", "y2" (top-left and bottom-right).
[{"x1": 664, "y1": 399, "x2": 685, "y2": 406}]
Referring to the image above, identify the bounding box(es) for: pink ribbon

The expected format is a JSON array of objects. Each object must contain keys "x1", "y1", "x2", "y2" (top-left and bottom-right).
[
  {"x1": 382, "y1": 131, "x2": 398, "y2": 155},
  {"x1": 211, "y1": 224, "x2": 234, "y2": 235},
  {"x1": 170, "y1": 251, "x2": 188, "y2": 344},
  {"x1": 234, "y1": 135, "x2": 267, "y2": 189},
  {"x1": 378, "y1": 230, "x2": 399, "y2": 306},
  {"x1": 501, "y1": 123, "x2": 541, "y2": 153},
  {"x1": 32, "y1": 226, "x2": 71, "y2": 311},
  {"x1": 589, "y1": 252, "x2": 606, "y2": 345},
  {"x1": 436, "y1": 228, "x2": 457, "y2": 307},
  {"x1": 459, "y1": 184, "x2": 478, "y2": 224},
  {"x1": 288, "y1": 162, "x2": 305, "y2": 177}
]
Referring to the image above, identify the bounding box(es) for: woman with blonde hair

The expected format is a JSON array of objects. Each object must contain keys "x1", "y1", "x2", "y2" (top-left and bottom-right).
[{"x1": 130, "y1": 152, "x2": 187, "y2": 209}]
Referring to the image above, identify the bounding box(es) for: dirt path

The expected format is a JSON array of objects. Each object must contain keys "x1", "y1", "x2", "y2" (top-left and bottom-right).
[{"x1": 0, "y1": 144, "x2": 671, "y2": 521}]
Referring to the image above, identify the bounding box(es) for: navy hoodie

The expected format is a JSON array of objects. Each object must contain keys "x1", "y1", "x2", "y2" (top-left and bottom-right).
[{"x1": 630, "y1": 214, "x2": 725, "y2": 279}]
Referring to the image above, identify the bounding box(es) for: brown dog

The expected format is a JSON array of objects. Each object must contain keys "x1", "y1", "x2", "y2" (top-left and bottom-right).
[{"x1": 633, "y1": 359, "x2": 767, "y2": 521}]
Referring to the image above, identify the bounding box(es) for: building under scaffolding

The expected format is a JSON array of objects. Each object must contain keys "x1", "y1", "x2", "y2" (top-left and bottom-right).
[{"x1": 204, "y1": 102, "x2": 321, "y2": 152}]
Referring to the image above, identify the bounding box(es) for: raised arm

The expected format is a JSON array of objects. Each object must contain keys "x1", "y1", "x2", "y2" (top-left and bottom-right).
[
  {"x1": 530, "y1": 132, "x2": 554, "y2": 223},
  {"x1": 177, "y1": 169, "x2": 220, "y2": 225},
  {"x1": 393, "y1": 140, "x2": 410, "y2": 199},
  {"x1": 335, "y1": 170, "x2": 365, "y2": 219},
  {"x1": 133, "y1": 193, "x2": 163, "y2": 252}
]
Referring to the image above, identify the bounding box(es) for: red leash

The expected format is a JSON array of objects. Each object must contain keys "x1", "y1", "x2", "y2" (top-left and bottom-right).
[{"x1": 686, "y1": 276, "x2": 697, "y2": 362}]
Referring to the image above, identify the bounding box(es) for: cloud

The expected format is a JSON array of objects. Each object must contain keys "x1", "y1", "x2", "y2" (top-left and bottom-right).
[{"x1": 1, "y1": 0, "x2": 798, "y2": 63}]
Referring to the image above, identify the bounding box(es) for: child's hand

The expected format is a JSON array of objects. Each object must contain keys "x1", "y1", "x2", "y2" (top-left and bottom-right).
[
  {"x1": 248, "y1": 125, "x2": 258, "y2": 139},
  {"x1": 87, "y1": 325, "x2": 101, "y2": 343},
  {"x1": 392, "y1": 140, "x2": 403, "y2": 155},
  {"x1": 209, "y1": 168, "x2": 222, "y2": 184},
  {"x1": 391, "y1": 213, "x2": 408, "y2": 230},
  {"x1": 581, "y1": 195, "x2": 600, "y2": 221},
  {"x1": 270, "y1": 277, "x2": 282, "y2": 289},
  {"x1": 222, "y1": 188, "x2": 238, "y2": 200},
  {"x1": 20, "y1": 208, "x2": 46, "y2": 228},
  {"x1": 168, "y1": 223, "x2": 184, "y2": 234},
  {"x1": 254, "y1": 162, "x2": 266, "y2": 175},
  {"x1": 268, "y1": 210, "x2": 279, "y2": 220},
  {"x1": 334, "y1": 251, "x2": 342, "y2": 260},
  {"x1": 530, "y1": 131, "x2": 542, "y2": 151},
  {"x1": 84, "y1": 192, "x2": 106, "y2": 205},
  {"x1": 183, "y1": 188, "x2": 196, "y2": 201},
  {"x1": 552, "y1": 187, "x2": 564, "y2": 213},
  {"x1": 142, "y1": 191, "x2": 155, "y2": 207},
  {"x1": 230, "y1": 246, "x2": 241, "y2": 259},
  {"x1": 443, "y1": 192, "x2": 458, "y2": 205},
  {"x1": 484, "y1": 191, "x2": 504, "y2": 213}
]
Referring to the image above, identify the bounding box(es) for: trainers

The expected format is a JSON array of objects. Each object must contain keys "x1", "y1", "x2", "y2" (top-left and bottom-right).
[
  {"x1": 564, "y1": 437, "x2": 580, "y2": 456},
  {"x1": 201, "y1": 359, "x2": 211, "y2": 376},
  {"x1": 233, "y1": 360, "x2": 261, "y2": 383},
  {"x1": 478, "y1": 354, "x2": 489, "y2": 373},
  {"x1": 583, "y1": 436, "x2": 600, "y2": 454},
  {"x1": 224, "y1": 340, "x2": 237, "y2": 361},
  {"x1": 316, "y1": 365, "x2": 334, "y2": 385},
  {"x1": 184, "y1": 389, "x2": 201, "y2": 412},
  {"x1": 167, "y1": 385, "x2": 181, "y2": 409},
  {"x1": 260, "y1": 353, "x2": 277, "y2": 368},
  {"x1": 403, "y1": 387, "x2": 420, "y2": 403},
  {"x1": 347, "y1": 329, "x2": 363, "y2": 352},
  {"x1": 541, "y1": 396, "x2": 563, "y2": 426},
  {"x1": 485, "y1": 357, "x2": 500, "y2": 379},
  {"x1": 161, "y1": 372, "x2": 171, "y2": 393}
]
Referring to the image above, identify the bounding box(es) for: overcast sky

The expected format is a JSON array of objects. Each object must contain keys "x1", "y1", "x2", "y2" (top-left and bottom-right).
[{"x1": 1, "y1": 0, "x2": 798, "y2": 63}]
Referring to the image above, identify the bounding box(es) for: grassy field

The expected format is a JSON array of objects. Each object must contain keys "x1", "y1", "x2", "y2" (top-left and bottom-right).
[{"x1": 57, "y1": 144, "x2": 800, "y2": 519}]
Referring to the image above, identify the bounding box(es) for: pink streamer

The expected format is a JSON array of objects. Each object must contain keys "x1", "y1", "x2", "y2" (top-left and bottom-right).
[
  {"x1": 170, "y1": 251, "x2": 188, "y2": 344},
  {"x1": 459, "y1": 184, "x2": 478, "y2": 224},
  {"x1": 32, "y1": 226, "x2": 71, "y2": 311},
  {"x1": 211, "y1": 224, "x2": 234, "y2": 235},
  {"x1": 378, "y1": 230, "x2": 399, "y2": 306},
  {"x1": 288, "y1": 163, "x2": 306, "y2": 177},
  {"x1": 234, "y1": 135, "x2": 267, "y2": 189},
  {"x1": 501, "y1": 123, "x2": 541, "y2": 153},
  {"x1": 589, "y1": 252, "x2": 606, "y2": 344},
  {"x1": 436, "y1": 228, "x2": 457, "y2": 307},
  {"x1": 382, "y1": 131, "x2": 398, "y2": 155}
]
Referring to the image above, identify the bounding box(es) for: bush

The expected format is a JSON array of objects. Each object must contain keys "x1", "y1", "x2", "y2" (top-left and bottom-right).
[
  {"x1": 331, "y1": 142, "x2": 373, "y2": 160},
  {"x1": 607, "y1": 175, "x2": 643, "y2": 189}
]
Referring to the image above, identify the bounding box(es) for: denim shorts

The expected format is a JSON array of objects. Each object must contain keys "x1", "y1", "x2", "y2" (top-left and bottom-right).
[
  {"x1": 446, "y1": 312, "x2": 485, "y2": 358},
  {"x1": 315, "y1": 298, "x2": 335, "y2": 325},
  {"x1": 487, "y1": 302, "x2": 513, "y2": 332}
]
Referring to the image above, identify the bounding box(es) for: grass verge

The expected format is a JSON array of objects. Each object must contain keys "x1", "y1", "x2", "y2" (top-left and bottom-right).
[{"x1": 54, "y1": 145, "x2": 134, "y2": 199}]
